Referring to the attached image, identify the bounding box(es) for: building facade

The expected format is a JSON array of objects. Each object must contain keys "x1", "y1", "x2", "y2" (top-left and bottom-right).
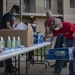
[{"x1": 1, "y1": 0, "x2": 75, "y2": 35}]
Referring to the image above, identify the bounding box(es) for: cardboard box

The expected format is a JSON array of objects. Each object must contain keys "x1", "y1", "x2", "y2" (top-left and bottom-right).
[
  {"x1": 33, "y1": 35, "x2": 43, "y2": 44},
  {"x1": 0, "y1": 43, "x2": 2, "y2": 53},
  {"x1": 0, "y1": 24, "x2": 33, "y2": 47},
  {"x1": 45, "y1": 48, "x2": 74, "y2": 60}
]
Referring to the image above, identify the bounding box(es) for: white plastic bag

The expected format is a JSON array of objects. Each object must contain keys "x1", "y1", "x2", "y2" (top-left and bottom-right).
[{"x1": 14, "y1": 22, "x2": 28, "y2": 30}]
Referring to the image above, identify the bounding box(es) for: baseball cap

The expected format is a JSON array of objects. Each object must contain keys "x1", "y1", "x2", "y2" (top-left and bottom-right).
[
  {"x1": 51, "y1": 18, "x2": 61, "y2": 28},
  {"x1": 56, "y1": 16, "x2": 64, "y2": 21},
  {"x1": 12, "y1": 5, "x2": 20, "y2": 14}
]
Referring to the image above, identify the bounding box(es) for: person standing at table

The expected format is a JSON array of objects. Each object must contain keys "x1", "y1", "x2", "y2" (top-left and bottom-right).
[
  {"x1": 50, "y1": 18, "x2": 75, "y2": 75},
  {"x1": 31, "y1": 20, "x2": 36, "y2": 32},
  {"x1": 44, "y1": 11, "x2": 54, "y2": 41},
  {"x1": 27, "y1": 20, "x2": 37, "y2": 62},
  {"x1": 0, "y1": 5, "x2": 20, "y2": 73},
  {"x1": 31, "y1": 20, "x2": 41, "y2": 34}
]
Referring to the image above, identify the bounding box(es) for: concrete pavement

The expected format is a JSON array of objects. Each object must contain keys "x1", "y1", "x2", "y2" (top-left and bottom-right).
[{"x1": 0, "y1": 57, "x2": 69, "y2": 75}]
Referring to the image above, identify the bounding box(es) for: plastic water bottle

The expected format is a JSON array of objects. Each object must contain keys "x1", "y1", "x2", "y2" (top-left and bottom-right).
[
  {"x1": 12, "y1": 36, "x2": 16, "y2": 48},
  {"x1": 1, "y1": 37, "x2": 5, "y2": 48},
  {"x1": 0, "y1": 40, "x2": 2, "y2": 53},
  {"x1": 7, "y1": 36, "x2": 11, "y2": 48},
  {"x1": 17, "y1": 36, "x2": 21, "y2": 47}
]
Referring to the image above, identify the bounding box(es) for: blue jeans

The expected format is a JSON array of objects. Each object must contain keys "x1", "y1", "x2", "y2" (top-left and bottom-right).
[{"x1": 53, "y1": 39, "x2": 75, "y2": 75}]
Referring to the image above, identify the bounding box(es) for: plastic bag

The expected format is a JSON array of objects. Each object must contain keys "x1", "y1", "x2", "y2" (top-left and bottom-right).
[{"x1": 14, "y1": 22, "x2": 28, "y2": 30}]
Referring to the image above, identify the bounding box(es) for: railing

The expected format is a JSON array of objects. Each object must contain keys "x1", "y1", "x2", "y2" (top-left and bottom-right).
[
  {"x1": 6, "y1": 3, "x2": 63, "y2": 15},
  {"x1": 23, "y1": 4, "x2": 63, "y2": 15}
]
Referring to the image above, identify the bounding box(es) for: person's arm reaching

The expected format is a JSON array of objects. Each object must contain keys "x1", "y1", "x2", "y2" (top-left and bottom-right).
[
  {"x1": 44, "y1": 27, "x2": 51, "y2": 40},
  {"x1": 6, "y1": 22, "x2": 13, "y2": 29},
  {"x1": 50, "y1": 36, "x2": 57, "y2": 49}
]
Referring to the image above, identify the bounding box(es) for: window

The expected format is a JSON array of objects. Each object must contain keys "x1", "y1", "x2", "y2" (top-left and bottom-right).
[
  {"x1": 57, "y1": 0, "x2": 63, "y2": 14},
  {"x1": 70, "y1": 0, "x2": 75, "y2": 8},
  {"x1": 44, "y1": 0, "x2": 51, "y2": 9},
  {"x1": 24, "y1": 0, "x2": 30, "y2": 4}
]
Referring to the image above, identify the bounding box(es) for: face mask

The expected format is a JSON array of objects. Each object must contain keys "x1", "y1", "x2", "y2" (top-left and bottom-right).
[
  {"x1": 54, "y1": 27, "x2": 60, "y2": 31},
  {"x1": 32, "y1": 24, "x2": 36, "y2": 27},
  {"x1": 13, "y1": 12, "x2": 16, "y2": 16}
]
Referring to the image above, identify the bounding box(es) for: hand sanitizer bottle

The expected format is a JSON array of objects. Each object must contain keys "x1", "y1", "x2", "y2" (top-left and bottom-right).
[
  {"x1": 17, "y1": 36, "x2": 21, "y2": 47},
  {"x1": 0, "y1": 38, "x2": 2, "y2": 53},
  {"x1": 0, "y1": 42, "x2": 2, "y2": 53},
  {"x1": 7, "y1": 36, "x2": 11, "y2": 48},
  {"x1": 1, "y1": 37, "x2": 5, "y2": 48},
  {"x1": 12, "y1": 36, "x2": 16, "y2": 48}
]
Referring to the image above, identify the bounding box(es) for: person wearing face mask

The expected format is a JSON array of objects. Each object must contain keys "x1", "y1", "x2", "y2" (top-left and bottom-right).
[
  {"x1": 27, "y1": 20, "x2": 37, "y2": 63},
  {"x1": 31, "y1": 20, "x2": 41, "y2": 34},
  {"x1": 50, "y1": 16, "x2": 67, "y2": 68},
  {"x1": 0, "y1": 5, "x2": 20, "y2": 73},
  {"x1": 50, "y1": 18, "x2": 75, "y2": 75},
  {"x1": 31, "y1": 20, "x2": 36, "y2": 32},
  {"x1": 0, "y1": 5, "x2": 19, "y2": 29}
]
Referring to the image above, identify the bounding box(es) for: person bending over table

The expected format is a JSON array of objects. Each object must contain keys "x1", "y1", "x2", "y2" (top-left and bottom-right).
[{"x1": 50, "y1": 18, "x2": 75, "y2": 75}]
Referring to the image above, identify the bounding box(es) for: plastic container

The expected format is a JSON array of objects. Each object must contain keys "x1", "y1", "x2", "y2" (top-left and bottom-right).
[
  {"x1": 17, "y1": 36, "x2": 21, "y2": 47},
  {"x1": 1, "y1": 37, "x2": 5, "y2": 48},
  {"x1": 7, "y1": 36, "x2": 11, "y2": 48},
  {"x1": 12, "y1": 36, "x2": 16, "y2": 48}
]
